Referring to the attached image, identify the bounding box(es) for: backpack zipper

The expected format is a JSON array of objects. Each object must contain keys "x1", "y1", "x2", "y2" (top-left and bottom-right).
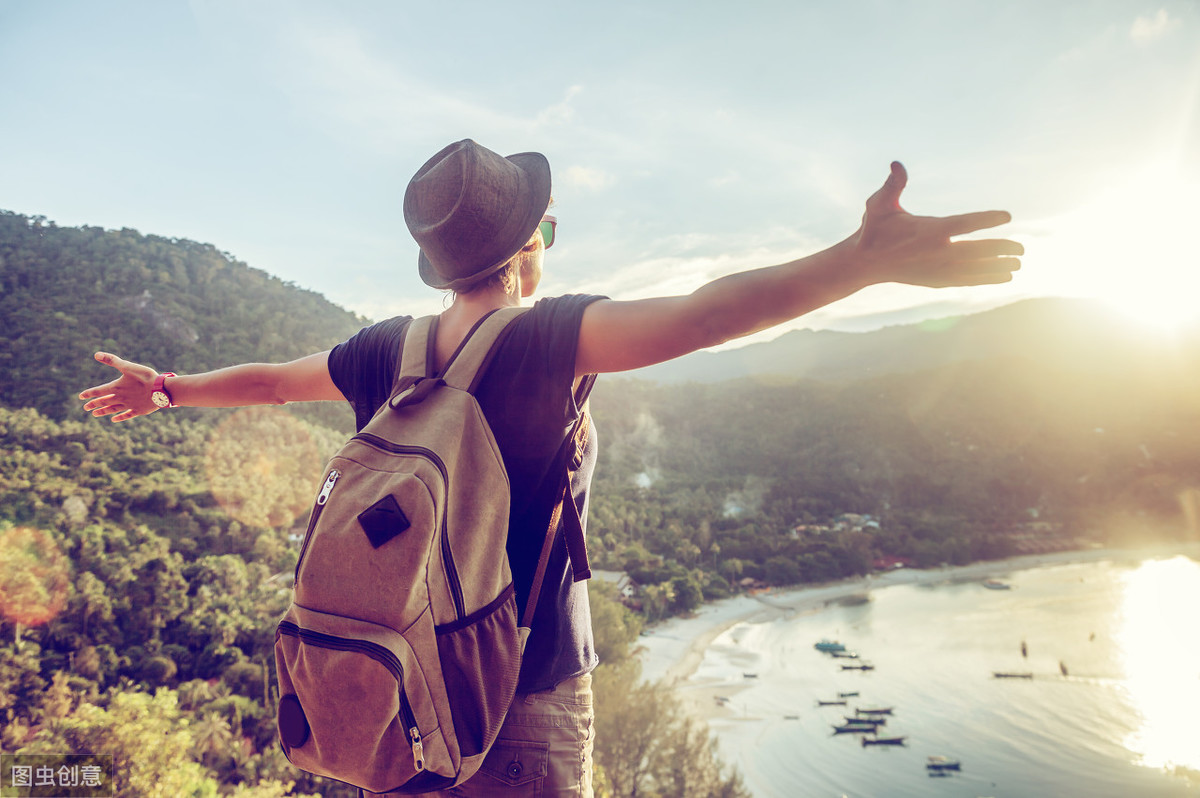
[
  {"x1": 276, "y1": 621, "x2": 425, "y2": 771},
  {"x1": 294, "y1": 469, "x2": 340, "y2": 584},
  {"x1": 352, "y1": 433, "x2": 466, "y2": 619}
]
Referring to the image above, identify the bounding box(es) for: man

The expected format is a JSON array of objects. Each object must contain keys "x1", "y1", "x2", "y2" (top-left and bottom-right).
[{"x1": 79, "y1": 139, "x2": 1021, "y2": 796}]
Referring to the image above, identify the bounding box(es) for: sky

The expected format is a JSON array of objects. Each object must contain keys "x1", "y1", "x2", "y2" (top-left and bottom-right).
[{"x1": 3, "y1": 0, "x2": 1198, "y2": 346}]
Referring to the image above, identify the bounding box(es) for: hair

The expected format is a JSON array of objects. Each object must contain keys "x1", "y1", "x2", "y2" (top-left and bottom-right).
[
  {"x1": 450, "y1": 197, "x2": 552, "y2": 299},
  {"x1": 456, "y1": 259, "x2": 519, "y2": 297}
]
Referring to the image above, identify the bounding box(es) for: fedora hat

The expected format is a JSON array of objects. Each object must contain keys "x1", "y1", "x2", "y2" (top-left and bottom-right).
[{"x1": 404, "y1": 139, "x2": 552, "y2": 291}]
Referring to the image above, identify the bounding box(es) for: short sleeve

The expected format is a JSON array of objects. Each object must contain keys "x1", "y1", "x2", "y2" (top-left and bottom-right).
[{"x1": 327, "y1": 315, "x2": 412, "y2": 430}]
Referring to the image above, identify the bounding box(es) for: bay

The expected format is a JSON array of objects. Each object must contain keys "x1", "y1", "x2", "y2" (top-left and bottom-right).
[{"x1": 651, "y1": 551, "x2": 1200, "y2": 797}]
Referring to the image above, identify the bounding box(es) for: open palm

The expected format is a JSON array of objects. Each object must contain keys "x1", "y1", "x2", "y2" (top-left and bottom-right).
[{"x1": 852, "y1": 162, "x2": 1022, "y2": 288}]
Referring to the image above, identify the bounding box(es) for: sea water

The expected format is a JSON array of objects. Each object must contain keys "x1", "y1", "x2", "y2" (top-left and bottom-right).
[{"x1": 688, "y1": 554, "x2": 1200, "y2": 797}]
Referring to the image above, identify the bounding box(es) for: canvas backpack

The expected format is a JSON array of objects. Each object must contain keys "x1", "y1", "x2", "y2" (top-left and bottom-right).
[{"x1": 273, "y1": 307, "x2": 592, "y2": 794}]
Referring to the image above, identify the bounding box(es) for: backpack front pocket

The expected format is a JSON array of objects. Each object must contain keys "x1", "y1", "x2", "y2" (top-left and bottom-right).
[{"x1": 275, "y1": 605, "x2": 455, "y2": 794}]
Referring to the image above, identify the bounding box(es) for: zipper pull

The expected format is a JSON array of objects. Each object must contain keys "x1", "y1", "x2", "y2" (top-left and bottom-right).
[
  {"x1": 409, "y1": 726, "x2": 425, "y2": 771},
  {"x1": 316, "y1": 470, "x2": 340, "y2": 505}
]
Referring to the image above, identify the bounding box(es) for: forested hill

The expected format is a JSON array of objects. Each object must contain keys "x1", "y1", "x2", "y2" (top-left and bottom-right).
[
  {"x1": 0, "y1": 210, "x2": 369, "y2": 420},
  {"x1": 635, "y1": 296, "x2": 1200, "y2": 384}
]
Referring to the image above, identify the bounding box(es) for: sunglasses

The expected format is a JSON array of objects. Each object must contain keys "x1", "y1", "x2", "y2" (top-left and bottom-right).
[{"x1": 539, "y1": 214, "x2": 557, "y2": 249}]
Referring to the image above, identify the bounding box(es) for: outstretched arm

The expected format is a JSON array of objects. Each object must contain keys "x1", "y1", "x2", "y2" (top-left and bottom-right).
[
  {"x1": 575, "y1": 162, "x2": 1022, "y2": 376},
  {"x1": 79, "y1": 351, "x2": 344, "y2": 422}
]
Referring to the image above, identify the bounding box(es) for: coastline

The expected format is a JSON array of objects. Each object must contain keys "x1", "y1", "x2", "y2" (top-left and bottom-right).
[{"x1": 635, "y1": 542, "x2": 1200, "y2": 719}]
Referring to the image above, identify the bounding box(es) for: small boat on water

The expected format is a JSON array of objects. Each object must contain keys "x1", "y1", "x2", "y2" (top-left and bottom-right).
[
  {"x1": 832, "y1": 724, "x2": 877, "y2": 735},
  {"x1": 814, "y1": 639, "x2": 847, "y2": 653},
  {"x1": 841, "y1": 663, "x2": 875, "y2": 671},
  {"x1": 743, "y1": 673, "x2": 758, "y2": 678},
  {"x1": 817, "y1": 700, "x2": 847, "y2": 706},
  {"x1": 830, "y1": 650, "x2": 860, "y2": 659},
  {"x1": 863, "y1": 736, "x2": 907, "y2": 746},
  {"x1": 844, "y1": 716, "x2": 885, "y2": 726},
  {"x1": 926, "y1": 756, "x2": 961, "y2": 771},
  {"x1": 993, "y1": 671, "x2": 1033, "y2": 679},
  {"x1": 983, "y1": 579, "x2": 1012, "y2": 590},
  {"x1": 856, "y1": 707, "x2": 893, "y2": 716},
  {"x1": 838, "y1": 691, "x2": 859, "y2": 698}
]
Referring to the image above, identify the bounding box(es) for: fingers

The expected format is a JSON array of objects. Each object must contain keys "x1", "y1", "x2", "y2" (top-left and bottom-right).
[
  {"x1": 948, "y1": 257, "x2": 1022, "y2": 286},
  {"x1": 82, "y1": 394, "x2": 117, "y2": 413},
  {"x1": 85, "y1": 398, "x2": 144, "y2": 422},
  {"x1": 865, "y1": 161, "x2": 908, "y2": 214},
  {"x1": 939, "y1": 210, "x2": 1012, "y2": 237},
  {"x1": 94, "y1": 351, "x2": 153, "y2": 379},
  {"x1": 949, "y1": 239, "x2": 1024, "y2": 259},
  {"x1": 79, "y1": 379, "x2": 119, "y2": 402}
]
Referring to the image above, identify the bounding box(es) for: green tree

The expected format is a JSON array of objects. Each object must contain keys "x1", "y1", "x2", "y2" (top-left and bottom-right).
[{"x1": 20, "y1": 689, "x2": 219, "y2": 797}]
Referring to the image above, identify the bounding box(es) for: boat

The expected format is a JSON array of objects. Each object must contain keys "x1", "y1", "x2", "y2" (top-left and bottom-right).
[
  {"x1": 983, "y1": 579, "x2": 1012, "y2": 590},
  {"x1": 783, "y1": 714, "x2": 800, "y2": 720},
  {"x1": 743, "y1": 673, "x2": 758, "y2": 678},
  {"x1": 817, "y1": 700, "x2": 847, "y2": 706},
  {"x1": 992, "y1": 671, "x2": 1033, "y2": 679},
  {"x1": 830, "y1": 650, "x2": 860, "y2": 659},
  {"x1": 840, "y1": 663, "x2": 875, "y2": 671},
  {"x1": 856, "y1": 707, "x2": 893, "y2": 716},
  {"x1": 862, "y1": 736, "x2": 907, "y2": 746},
  {"x1": 814, "y1": 639, "x2": 847, "y2": 653},
  {"x1": 926, "y1": 756, "x2": 961, "y2": 771},
  {"x1": 832, "y1": 723, "x2": 877, "y2": 734},
  {"x1": 838, "y1": 691, "x2": 859, "y2": 698},
  {"x1": 844, "y1": 716, "x2": 885, "y2": 726}
]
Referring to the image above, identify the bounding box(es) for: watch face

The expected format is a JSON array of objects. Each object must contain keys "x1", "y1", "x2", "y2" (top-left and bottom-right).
[{"x1": 151, "y1": 391, "x2": 171, "y2": 408}]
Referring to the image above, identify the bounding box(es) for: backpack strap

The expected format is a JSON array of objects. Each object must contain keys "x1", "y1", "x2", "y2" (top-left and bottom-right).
[
  {"x1": 441, "y1": 307, "x2": 529, "y2": 391},
  {"x1": 388, "y1": 308, "x2": 528, "y2": 409},
  {"x1": 397, "y1": 316, "x2": 434, "y2": 380},
  {"x1": 521, "y1": 378, "x2": 596, "y2": 632}
]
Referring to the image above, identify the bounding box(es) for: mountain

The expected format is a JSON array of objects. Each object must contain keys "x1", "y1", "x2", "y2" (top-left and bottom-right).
[
  {"x1": 0, "y1": 210, "x2": 369, "y2": 422},
  {"x1": 633, "y1": 297, "x2": 1200, "y2": 384}
]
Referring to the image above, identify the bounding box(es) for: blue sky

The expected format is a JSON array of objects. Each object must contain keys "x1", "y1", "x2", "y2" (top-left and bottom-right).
[{"x1": 3, "y1": 1, "x2": 1198, "y2": 341}]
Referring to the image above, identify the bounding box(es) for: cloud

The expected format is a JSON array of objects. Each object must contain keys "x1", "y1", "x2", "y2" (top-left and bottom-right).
[
  {"x1": 1130, "y1": 9, "x2": 1179, "y2": 44},
  {"x1": 535, "y1": 85, "x2": 583, "y2": 126},
  {"x1": 562, "y1": 165, "x2": 616, "y2": 192}
]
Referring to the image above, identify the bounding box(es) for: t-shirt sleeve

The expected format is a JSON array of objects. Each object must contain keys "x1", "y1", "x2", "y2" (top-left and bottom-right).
[
  {"x1": 512, "y1": 293, "x2": 607, "y2": 420},
  {"x1": 327, "y1": 316, "x2": 412, "y2": 430}
]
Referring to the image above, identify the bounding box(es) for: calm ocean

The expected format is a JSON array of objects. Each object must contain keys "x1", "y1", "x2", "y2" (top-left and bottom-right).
[{"x1": 690, "y1": 554, "x2": 1200, "y2": 797}]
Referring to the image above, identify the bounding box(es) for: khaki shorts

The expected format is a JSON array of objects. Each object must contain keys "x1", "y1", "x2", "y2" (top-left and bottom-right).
[{"x1": 434, "y1": 672, "x2": 594, "y2": 798}]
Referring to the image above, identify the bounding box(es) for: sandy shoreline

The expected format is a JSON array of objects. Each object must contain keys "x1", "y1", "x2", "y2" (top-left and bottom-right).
[{"x1": 635, "y1": 542, "x2": 1200, "y2": 720}]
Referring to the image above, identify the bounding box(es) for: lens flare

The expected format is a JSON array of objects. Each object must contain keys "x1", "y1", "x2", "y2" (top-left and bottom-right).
[
  {"x1": 204, "y1": 407, "x2": 322, "y2": 529},
  {"x1": 0, "y1": 526, "x2": 71, "y2": 627}
]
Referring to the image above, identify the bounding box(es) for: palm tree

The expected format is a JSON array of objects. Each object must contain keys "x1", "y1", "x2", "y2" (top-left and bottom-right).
[{"x1": 190, "y1": 711, "x2": 235, "y2": 768}]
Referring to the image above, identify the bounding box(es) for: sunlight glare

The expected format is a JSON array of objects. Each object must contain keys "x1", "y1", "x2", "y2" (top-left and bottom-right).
[
  {"x1": 0, "y1": 526, "x2": 70, "y2": 627},
  {"x1": 1036, "y1": 163, "x2": 1200, "y2": 333},
  {"x1": 204, "y1": 407, "x2": 323, "y2": 530},
  {"x1": 1118, "y1": 556, "x2": 1200, "y2": 776}
]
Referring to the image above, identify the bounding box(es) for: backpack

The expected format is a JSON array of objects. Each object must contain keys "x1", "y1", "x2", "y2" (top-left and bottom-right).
[{"x1": 273, "y1": 307, "x2": 591, "y2": 794}]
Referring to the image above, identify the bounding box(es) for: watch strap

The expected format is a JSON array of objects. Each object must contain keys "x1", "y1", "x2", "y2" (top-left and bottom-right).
[{"x1": 153, "y1": 372, "x2": 177, "y2": 408}]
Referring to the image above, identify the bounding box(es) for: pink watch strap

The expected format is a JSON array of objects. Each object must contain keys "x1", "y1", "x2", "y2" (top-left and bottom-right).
[{"x1": 153, "y1": 372, "x2": 177, "y2": 408}]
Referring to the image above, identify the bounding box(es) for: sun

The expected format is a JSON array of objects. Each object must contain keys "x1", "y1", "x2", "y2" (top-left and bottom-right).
[{"x1": 1034, "y1": 161, "x2": 1200, "y2": 333}]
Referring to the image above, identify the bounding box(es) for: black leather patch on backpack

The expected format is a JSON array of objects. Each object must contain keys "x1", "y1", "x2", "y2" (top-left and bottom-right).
[{"x1": 358, "y1": 495, "x2": 411, "y2": 549}]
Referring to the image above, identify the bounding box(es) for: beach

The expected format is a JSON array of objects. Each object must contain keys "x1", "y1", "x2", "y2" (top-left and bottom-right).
[{"x1": 635, "y1": 543, "x2": 1200, "y2": 721}]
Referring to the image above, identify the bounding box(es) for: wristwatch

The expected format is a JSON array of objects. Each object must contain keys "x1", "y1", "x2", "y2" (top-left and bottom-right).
[{"x1": 151, "y1": 373, "x2": 177, "y2": 409}]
